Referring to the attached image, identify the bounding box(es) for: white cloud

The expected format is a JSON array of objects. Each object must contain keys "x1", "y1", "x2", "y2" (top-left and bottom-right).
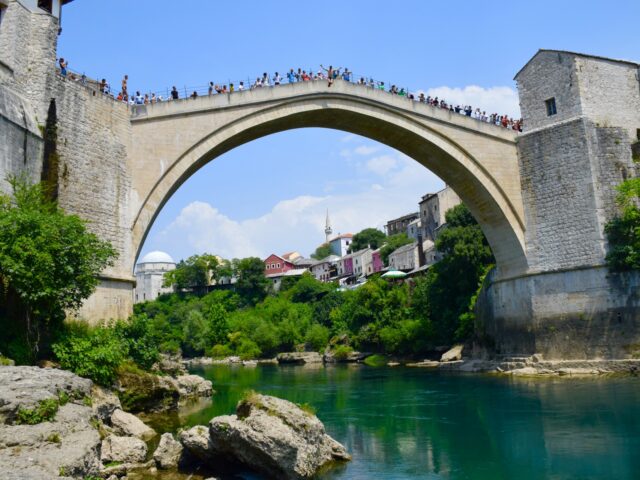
[
  {"x1": 150, "y1": 149, "x2": 444, "y2": 261},
  {"x1": 366, "y1": 155, "x2": 398, "y2": 176},
  {"x1": 418, "y1": 85, "x2": 520, "y2": 118},
  {"x1": 354, "y1": 145, "x2": 379, "y2": 156}
]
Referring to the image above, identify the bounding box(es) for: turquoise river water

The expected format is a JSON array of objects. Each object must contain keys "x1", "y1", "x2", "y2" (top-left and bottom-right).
[{"x1": 144, "y1": 364, "x2": 640, "y2": 480}]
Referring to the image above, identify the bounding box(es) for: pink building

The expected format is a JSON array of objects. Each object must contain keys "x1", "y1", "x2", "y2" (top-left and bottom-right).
[
  {"x1": 263, "y1": 254, "x2": 295, "y2": 276},
  {"x1": 371, "y1": 249, "x2": 384, "y2": 274}
]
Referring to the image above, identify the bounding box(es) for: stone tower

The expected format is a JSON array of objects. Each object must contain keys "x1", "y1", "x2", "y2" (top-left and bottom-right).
[
  {"x1": 324, "y1": 209, "x2": 332, "y2": 243},
  {"x1": 478, "y1": 49, "x2": 640, "y2": 358}
]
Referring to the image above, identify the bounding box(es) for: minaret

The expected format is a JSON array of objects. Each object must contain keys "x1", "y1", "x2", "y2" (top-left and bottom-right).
[{"x1": 324, "y1": 209, "x2": 333, "y2": 243}]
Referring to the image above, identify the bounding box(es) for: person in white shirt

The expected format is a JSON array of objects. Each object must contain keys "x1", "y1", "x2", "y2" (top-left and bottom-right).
[
  {"x1": 273, "y1": 72, "x2": 282, "y2": 85},
  {"x1": 238, "y1": 82, "x2": 245, "y2": 91}
]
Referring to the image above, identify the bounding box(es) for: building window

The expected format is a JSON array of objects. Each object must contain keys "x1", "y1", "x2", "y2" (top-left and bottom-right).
[
  {"x1": 545, "y1": 97, "x2": 557, "y2": 116},
  {"x1": 0, "y1": 3, "x2": 6, "y2": 28},
  {"x1": 37, "y1": 0, "x2": 52, "y2": 13}
]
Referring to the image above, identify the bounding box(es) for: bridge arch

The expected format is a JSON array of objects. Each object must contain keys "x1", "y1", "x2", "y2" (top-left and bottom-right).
[{"x1": 129, "y1": 84, "x2": 527, "y2": 278}]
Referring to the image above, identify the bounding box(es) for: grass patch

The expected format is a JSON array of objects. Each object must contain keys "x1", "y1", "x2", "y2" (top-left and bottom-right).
[
  {"x1": 15, "y1": 398, "x2": 59, "y2": 425},
  {"x1": 46, "y1": 432, "x2": 61, "y2": 443},
  {"x1": 58, "y1": 391, "x2": 69, "y2": 406},
  {"x1": 363, "y1": 354, "x2": 388, "y2": 367},
  {"x1": 103, "y1": 461, "x2": 122, "y2": 468},
  {"x1": 0, "y1": 355, "x2": 13, "y2": 366},
  {"x1": 297, "y1": 402, "x2": 316, "y2": 416}
]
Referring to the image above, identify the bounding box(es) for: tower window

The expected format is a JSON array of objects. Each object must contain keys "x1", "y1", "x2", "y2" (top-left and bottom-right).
[
  {"x1": 37, "y1": 0, "x2": 52, "y2": 13},
  {"x1": 545, "y1": 97, "x2": 557, "y2": 116}
]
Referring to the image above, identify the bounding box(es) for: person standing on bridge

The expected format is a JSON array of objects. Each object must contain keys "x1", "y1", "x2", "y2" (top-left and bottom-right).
[
  {"x1": 121, "y1": 75, "x2": 128, "y2": 98},
  {"x1": 287, "y1": 69, "x2": 296, "y2": 83},
  {"x1": 320, "y1": 65, "x2": 341, "y2": 87},
  {"x1": 273, "y1": 72, "x2": 282, "y2": 86},
  {"x1": 171, "y1": 86, "x2": 179, "y2": 100}
]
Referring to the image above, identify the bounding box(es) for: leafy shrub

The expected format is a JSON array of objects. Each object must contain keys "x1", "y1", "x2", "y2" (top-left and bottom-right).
[
  {"x1": 332, "y1": 345, "x2": 354, "y2": 360},
  {"x1": 605, "y1": 179, "x2": 640, "y2": 270},
  {"x1": 16, "y1": 398, "x2": 59, "y2": 425},
  {"x1": 208, "y1": 344, "x2": 233, "y2": 358},
  {"x1": 52, "y1": 323, "x2": 127, "y2": 386},
  {"x1": 236, "y1": 339, "x2": 261, "y2": 360},
  {"x1": 304, "y1": 323, "x2": 330, "y2": 351},
  {"x1": 114, "y1": 315, "x2": 159, "y2": 370}
]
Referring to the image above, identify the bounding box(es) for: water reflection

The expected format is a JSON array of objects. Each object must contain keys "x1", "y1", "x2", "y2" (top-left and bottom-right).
[{"x1": 145, "y1": 365, "x2": 640, "y2": 480}]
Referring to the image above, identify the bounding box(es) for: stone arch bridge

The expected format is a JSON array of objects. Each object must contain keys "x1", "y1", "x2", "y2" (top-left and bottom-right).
[
  {"x1": 1, "y1": 3, "x2": 639, "y2": 359},
  {"x1": 128, "y1": 80, "x2": 526, "y2": 279}
]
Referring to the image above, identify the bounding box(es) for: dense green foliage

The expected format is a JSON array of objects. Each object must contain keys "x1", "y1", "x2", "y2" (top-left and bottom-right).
[
  {"x1": 311, "y1": 243, "x2": 333, "y2": 260},
  {"x1": 379, "y1": 233, "x2": 413, "y2": 265},
  {"x1": 412, "y1": 204, "x2": 495, "y2": 344},
  {"x1": 129, "y1": 204, "x2": 493, "y2": 360},
  {"x1": 605, "y1": 178, "x2": 640, "y2": 270},
  {"x1": 0, "y1": 178, "x2": 117, "y2": 363},
  {"x1": 163, "y1": 254, "x2": 233, "y2": 292},
  {"x1": 349, "y1": 228, "x2": 386, "y2": 253}
]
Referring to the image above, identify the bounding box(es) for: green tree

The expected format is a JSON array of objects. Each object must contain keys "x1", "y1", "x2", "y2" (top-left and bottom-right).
[
  {"x1": 235, "y1": 257, "x2": 270, "y2": 306},
  {"x1": 605, "y1": 178, "x2": 640, "y2": 270},
  {"x1": 0, "y1": 178, "x2": 116, "y2": 362},
  {"x1": 412, "y1": 204, "x2": 494, "y2": 344},
  {"x1": 163, "y1": 253, "x2": 220, "y2": 293},
  {"x1": 349, "y1": 228, "x2": 386, "y2": 253},
  {"x1": 379, "y1": 233, "x2": 413, "y2": 265},
  {"x1": 311, "y1": 243, "x2": 333, "y2": 260}
]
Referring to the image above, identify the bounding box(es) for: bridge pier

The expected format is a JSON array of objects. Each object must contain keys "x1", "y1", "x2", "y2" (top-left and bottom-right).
[{"x1": 477, "y1": 266, "x2": 640, "y2": 359}]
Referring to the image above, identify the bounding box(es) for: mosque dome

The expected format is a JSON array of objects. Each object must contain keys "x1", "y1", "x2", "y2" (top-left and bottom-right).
[{"x1": 139, "y1": 251, "x2": 175, "y2": 264}]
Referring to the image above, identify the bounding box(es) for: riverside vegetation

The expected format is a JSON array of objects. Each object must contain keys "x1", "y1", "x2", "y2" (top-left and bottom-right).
[{"x1": 1, "y1": 177, "x2": 639, "y2": 379}]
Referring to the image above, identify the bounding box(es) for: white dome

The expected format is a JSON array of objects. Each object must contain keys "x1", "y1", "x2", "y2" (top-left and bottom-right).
[{"x1": 139, "y1": 251, "x2": 175, "y2": 264}]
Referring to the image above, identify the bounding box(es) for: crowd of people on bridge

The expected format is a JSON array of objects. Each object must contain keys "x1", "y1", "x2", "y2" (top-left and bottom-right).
[{"x1": 58, "y1": 59, "x2": 523, "y2": 132}]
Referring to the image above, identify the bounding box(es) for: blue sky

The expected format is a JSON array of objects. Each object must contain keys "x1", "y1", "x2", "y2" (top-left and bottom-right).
[{"x1": 58, "y1": 0, "x2": 640, "y2": 262}]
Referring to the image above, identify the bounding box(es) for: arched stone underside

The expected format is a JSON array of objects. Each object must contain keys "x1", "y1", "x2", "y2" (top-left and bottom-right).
[{"x1": 128, "y1": 82, "x2": 526, "y2": 278}]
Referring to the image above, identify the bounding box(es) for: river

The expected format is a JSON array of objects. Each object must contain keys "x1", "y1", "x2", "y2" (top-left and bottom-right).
[{"x1": 143, "y1": 364, "x2": 640, "y2": 480}]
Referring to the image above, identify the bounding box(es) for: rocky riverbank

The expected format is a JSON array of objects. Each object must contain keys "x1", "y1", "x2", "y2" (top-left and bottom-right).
[
  {"x1": 0, "y1": 365, "x2": 214, "y2": 480},
  {"x1": 0, "y1": 365, "x2": 349, "y2": 479}
]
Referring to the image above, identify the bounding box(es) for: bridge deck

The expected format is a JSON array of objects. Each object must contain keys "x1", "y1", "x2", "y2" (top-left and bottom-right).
[{"x1": 129, "y1": 79, "x2": 518, "y2": 144}]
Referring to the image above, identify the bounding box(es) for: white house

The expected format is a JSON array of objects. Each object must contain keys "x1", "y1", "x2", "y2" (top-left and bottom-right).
[{"x1": 311, "y1": 255, "x2": 340, "y2": 282}]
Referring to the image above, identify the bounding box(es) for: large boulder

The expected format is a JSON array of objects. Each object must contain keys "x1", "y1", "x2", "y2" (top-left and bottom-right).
[
  {"x1": 208, "y1": 393, "x2": 350, "y2": 479},
  {"x1": 175, "y1": 374, "x2": 213, "y2": 398},
  {"x1": 100, "y1": 435, "x2": 147, "y2": 464},
  {"x1": 115, "y1": 370, "x2": 181, "y2": 412},
  {"x1": 153, "y1": 432, "x2": 183, "y2": 469},
  {"x1": 276, "y1": 352, "x2": 323, "y2": 364},
  {"x1": 0, "y1": 366, "x2": 91, "y2": 424},
  {"x1": 91, "y1": 385, "x2": 122, "y2": 422},
  {"x1": 0, "y1": 398, "x2": 101, "y2": 479},
  {"x1": 153, "y1": 352, "x2": 187, "y2": 376},
  {"x1": 441, "y1": 345, "x2": 464, "y2": 362},
  {"x1": 178, "y1": 425, "x2": 215, "y2": 461},
  {"x1": 110, "y1": 408, "x2": 156, "y2": 440}
]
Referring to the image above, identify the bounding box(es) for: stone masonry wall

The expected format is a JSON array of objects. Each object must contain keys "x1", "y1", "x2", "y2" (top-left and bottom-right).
[
  {"x1": 516, "y1": 51, "x2": 583, "y2": 132},
  {"x1": 518, "y1": 118, "x2": 604, "y2": 271},
  {"x1": 576, "y1": 57, "x2": 640, "y2": 140}
]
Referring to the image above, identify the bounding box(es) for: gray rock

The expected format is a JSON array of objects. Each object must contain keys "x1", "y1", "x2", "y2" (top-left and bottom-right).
[
  {"x1": 91, "y1": 385, "x2": 121, "y2": 422},
  {"x1": 178, "y1": 425, "x2": 215, "y2": 461},
  {"x1": 154, "y1": 352, "x2": 187, "y2": 376},
  {"x1": 115, "y1": 370, "x2": 181, "y2": 412},
  {"x1": 276, "y1": 352, "x2": 323, "y2": 364},
  {"x1": 208, "y1": 393, "x2": 350, "y2": 479},
  {"x1": 101, "y1": 435, "x2": 147, "y2": 464},
  {"x1": 0, "y1": 402, "x2": 101, "y2": 479},
  {"x1": 0, "y1": 366, "x2": 92, "y2": 424},
  {"x1": 153, "y1": 432, "x2": 183, "y2": 469},
  {"x1": 111, "y1": 408, "x2": 156, "y2": 440},
  {"x1": 175, "y1": 374, "x2": 213, "y2": 398},
  {"x1": 440, "y1": 345, "x2": 464, "y2": 362}
]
